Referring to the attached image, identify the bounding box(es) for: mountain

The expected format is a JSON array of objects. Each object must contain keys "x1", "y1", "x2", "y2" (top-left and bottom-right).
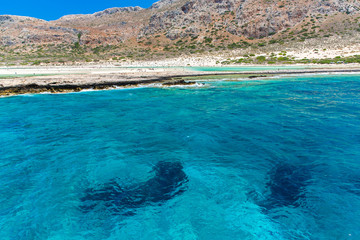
[
  {"x1": 140, "y1": 0, "x2": 360, "y2": 39},
  {"x1": 0, "y1": 0, "x2": 359, "y2": 64}
]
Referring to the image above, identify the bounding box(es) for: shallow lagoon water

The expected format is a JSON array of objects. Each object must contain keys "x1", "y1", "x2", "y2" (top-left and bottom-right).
[
  {"x1": 1, "y1": 75, "x2": 360, "y2": 239},
  {"x1": 187, "y1": 65, "x2": 310, "y2": 72}
]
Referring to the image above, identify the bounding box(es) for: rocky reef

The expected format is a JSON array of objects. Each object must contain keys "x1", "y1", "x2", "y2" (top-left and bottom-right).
[
  {"x1": 0, "y1": 78, "x2": 197, "y2": 96},
  {"x1": 80, "y1": 161, "x2": 188, "y2": 215}
]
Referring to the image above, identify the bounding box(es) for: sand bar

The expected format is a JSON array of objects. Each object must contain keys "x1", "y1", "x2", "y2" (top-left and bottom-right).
[{"x1": 1, "y1": 64, "x2": 360, "y2": 96}]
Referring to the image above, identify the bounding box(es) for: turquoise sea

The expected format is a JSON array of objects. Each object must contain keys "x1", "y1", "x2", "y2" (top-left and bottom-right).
[{"x1": 1, "y1": 74, "x2": 360, "y2": 239}]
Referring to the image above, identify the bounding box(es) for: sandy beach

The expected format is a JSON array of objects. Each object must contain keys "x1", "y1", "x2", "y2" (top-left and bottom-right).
[{"x1": 1, "y1": 63, "x2": 360, "y2": 96}]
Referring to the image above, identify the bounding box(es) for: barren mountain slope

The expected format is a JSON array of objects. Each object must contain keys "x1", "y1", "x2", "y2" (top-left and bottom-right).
[
  {"x1": 1, "y1": 0, "x2": 359, "y2": 46},
  {"x1": 139, "y1": 0, "x2": 360, "y2": 39},
  {"x1": 0, "y1": 0, "x2": 359, "y2": 65},
  {"x1": 0, "y1": 15, "x2": 80, "y2": 46}
]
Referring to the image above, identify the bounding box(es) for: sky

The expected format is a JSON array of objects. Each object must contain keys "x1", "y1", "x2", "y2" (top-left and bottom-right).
[{"x1": 0, "y1": 0, "x2": 158, "y2": 21}]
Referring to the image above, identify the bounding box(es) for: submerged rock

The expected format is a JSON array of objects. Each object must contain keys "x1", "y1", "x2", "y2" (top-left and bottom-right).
[
  {"x1": 259, "y1": 163, "x2": 311, "y2": 210},
  {"x1": 80, "y1": 161, "x2": 188, "y2": 215},
  {"x1": 162, "y1": 80, "x2": 196, "y2": 86}
]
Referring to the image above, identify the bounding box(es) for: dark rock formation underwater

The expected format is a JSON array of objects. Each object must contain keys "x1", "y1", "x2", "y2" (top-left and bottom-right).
[
  {"x1": 81, "y1": 160, "x2": 313, "y2": 216},
  {"x1": 257, "y1": 163, "x2": 312, "y2": 211},
  {"x1": 80, "y1": 161, "x2": 188, "y2": 215}
]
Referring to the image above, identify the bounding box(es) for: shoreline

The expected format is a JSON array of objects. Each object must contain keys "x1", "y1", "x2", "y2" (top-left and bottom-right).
[{"x1": 1, "y1": 65, "x2": 360, "y2": 96}]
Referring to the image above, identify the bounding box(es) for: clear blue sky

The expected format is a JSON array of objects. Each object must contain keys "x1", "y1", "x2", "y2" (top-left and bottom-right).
[{"x1": 1, "y1": 0, "x2": 158, "y2": 21}]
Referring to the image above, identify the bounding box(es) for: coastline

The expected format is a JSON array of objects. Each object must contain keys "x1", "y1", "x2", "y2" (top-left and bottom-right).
[{"x1": 1, "y1": 64, "x2": 360, "y2": 96}]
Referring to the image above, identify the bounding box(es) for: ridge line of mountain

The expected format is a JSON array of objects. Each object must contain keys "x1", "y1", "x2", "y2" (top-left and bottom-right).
[{"x1": 0, "y1": 0, "x2": 359, "y2": 65}]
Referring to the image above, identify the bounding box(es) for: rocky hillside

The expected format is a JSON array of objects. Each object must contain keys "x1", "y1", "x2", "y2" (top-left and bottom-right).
[
  {"x1": 0, "y1": 0, "x2": 359, "y2": 64},
  {"x1": 139, "y1": 0, "x2": 360, "y2": 39},
  {"x1": 0, "y1": 15, "x2": 79, "y2": 46}
]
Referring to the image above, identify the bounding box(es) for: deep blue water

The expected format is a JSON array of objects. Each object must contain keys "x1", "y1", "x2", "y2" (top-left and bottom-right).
[{"x1": 1, "y1": 75, "x2": 360, "y2": 240}]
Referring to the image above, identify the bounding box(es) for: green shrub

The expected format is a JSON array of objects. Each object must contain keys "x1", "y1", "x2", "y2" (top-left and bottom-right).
[
  {"x1": 73, "y1": 42, "x2": 80, "y2": 49},
  {"x1": 278, "y1": 57, "x2": 289, "y2": 61},
  {"x1": 256, "y1": 56, "x2": 266, "y2": 62},
  {"x1": 204, "y1": 37, "x2": 213, "y2": 43},
  {"x1": 269, "y1": 40, "x2": 277, "y2": 44}
]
